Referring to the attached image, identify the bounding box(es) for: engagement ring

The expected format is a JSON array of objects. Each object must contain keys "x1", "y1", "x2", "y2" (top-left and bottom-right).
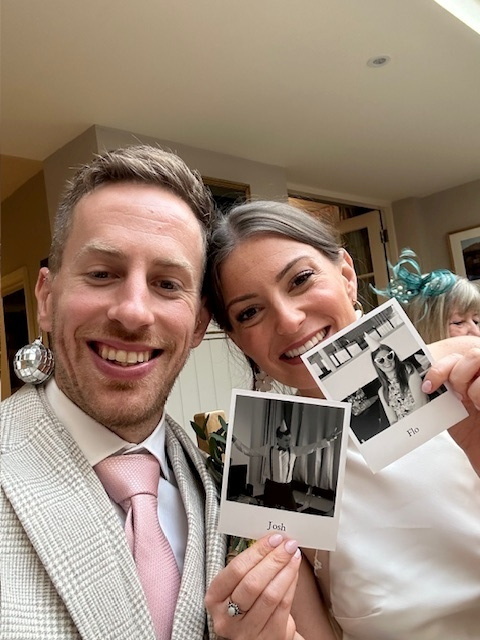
[{"x1": 227, "y1": 600, "x2": 244, "y2": 617}]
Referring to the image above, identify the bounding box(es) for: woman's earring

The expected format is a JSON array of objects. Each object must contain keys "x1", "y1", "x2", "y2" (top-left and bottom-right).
[
  {"x1": 353, "y1": 300, "x2": 364, "y2": 320},
  {"x1": 254, "y1": 370, "x2": 274, "y2": 392},
  {"x1": 13, "y1": 334, "x2": 54, "y2": 385}
]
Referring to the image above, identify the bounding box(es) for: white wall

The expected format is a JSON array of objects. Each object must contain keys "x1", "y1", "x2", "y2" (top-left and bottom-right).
[{"x1": 166, "y1": 335, "x2": 250, "y2": 443}]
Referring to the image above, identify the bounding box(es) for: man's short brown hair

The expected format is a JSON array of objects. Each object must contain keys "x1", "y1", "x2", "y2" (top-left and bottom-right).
[{"x1": 49, "y1": 145, "x2": 215, "y2": 273}]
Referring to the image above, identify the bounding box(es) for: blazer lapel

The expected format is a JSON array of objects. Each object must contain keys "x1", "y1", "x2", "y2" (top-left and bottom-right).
[
  {"x1": 2, "y1": 386, "x2": 155, "y2": 640},
  {"x1": 165, "y1": 417, "x2": 227, "y2": 640}
]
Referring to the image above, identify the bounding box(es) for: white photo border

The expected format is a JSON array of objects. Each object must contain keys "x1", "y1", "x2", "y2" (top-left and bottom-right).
[
  {"x1": 301, "y1": 299, "x2": 467, "y2": 472},
  {"x1": 218, "y1": 389, "x2": 351, "y2": 550}
]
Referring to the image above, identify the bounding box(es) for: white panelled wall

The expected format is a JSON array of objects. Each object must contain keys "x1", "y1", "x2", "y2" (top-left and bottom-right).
[{"x1": 166, "y1": 331, "x2": 250, "y2": 442}]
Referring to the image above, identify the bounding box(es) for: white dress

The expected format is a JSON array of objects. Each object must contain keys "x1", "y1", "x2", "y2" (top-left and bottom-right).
[{"x1": 324, "y1": 431, "x2": 480, "y2": 639}]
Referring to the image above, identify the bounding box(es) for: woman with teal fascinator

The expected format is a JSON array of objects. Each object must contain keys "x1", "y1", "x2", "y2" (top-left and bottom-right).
[{"x1": 375, "y1": 248, "x2": 480, "y2": 343}]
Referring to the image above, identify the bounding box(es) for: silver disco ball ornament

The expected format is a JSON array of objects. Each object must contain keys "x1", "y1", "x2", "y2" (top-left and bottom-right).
[{"x1": 13, "y1": 337, "x2": 54, "y2": 385}]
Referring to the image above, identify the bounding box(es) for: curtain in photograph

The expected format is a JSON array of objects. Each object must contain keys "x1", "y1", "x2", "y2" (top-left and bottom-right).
[
  {"x1": 291, "y1": 404, "x2": 343, "y2": 491},
  {"x1": 244, "y1": 398, "x2": 283, "y2": 488},
  {"x1": 245, "y1": 399, "x2": 343, "y2": 492},
  {"x1": 257, "y1": 399, "x2": 284, "y2": 485}
]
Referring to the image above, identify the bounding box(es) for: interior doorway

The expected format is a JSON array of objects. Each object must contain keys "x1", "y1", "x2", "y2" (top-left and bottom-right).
[{"x1": 1, "y1": 267, "x2": 37, "y2": 398}]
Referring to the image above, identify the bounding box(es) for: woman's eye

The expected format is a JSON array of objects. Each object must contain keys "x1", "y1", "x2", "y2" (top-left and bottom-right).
[
  {"x1": 450, "y1": 320, "x2": 465, "y2": 326},
  {"x1": 236, "y1": 307, "x2": 258, "y2": 323},
  {"x1": 292, "y1": 270, "x2": 314, "y2": 288}
]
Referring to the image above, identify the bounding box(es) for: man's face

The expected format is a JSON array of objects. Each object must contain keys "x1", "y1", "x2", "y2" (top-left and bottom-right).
[
  {"x1": 36, "y1": 182, "x2": 209, "y2": 442},
  {"x1": 276, "y1": 433, "x2": 291, "y2": 449}
]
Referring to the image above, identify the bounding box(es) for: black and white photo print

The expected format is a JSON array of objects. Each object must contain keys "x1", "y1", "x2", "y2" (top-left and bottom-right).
[
  {"x1": 301, "y1": 299, "x2": 468, "y2": 472},
  {"x1": 218, "y1": 390, "x2": 350, "y2": 549}
]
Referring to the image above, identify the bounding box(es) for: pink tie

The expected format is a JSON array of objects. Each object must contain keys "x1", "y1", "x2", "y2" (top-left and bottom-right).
[{"x1": 95, "y1": 453, "x2": 180, "y2": 640}]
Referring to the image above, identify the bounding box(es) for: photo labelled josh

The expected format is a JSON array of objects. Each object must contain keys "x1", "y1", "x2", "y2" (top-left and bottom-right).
[
  {"x1": 218, "y1": 390, "x2": 350, "y2": 550},
  {"x1": 301, "y1": 299, "x2": 468, "y2": 472}
]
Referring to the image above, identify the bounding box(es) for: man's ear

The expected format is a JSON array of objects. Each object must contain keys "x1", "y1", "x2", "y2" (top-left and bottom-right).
[
  {"x1": 340, "y1": 249, "x2": 358, "y2": 304},
  {"x1": 35, "y1": 267, "x2": 53, "y2": 332},
  {"x1": 191, "y1": 298, "x2": 211, "y2": 348}
]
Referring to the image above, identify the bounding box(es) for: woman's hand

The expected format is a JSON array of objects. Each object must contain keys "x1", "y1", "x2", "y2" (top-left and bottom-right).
[
  {"x1": 205, "y1": 533, "x2": 303, "y2": 640},
  {"x1": 424, "y1": 338, "x2": 480, "y2": 475}
]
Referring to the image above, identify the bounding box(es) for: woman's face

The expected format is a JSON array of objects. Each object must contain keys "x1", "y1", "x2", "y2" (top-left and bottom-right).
[
  {"x1": 219, "y1": 234, "x2": 357, "y2": 395},
  {"x1": 372, "y1": 346, "x2": 396, "y2": 374},
  {"x1": 448, "y1": 309, "x2": 480, "y2": 337}
]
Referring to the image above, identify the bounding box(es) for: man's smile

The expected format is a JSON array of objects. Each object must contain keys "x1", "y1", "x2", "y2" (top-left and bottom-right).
[{"x1": 89, "y1": 341, "x2": 162, "y2": 367}]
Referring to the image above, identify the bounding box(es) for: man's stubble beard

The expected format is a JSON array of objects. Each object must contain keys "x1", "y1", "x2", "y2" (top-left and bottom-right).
[{"x1": 49, "y1": 318, "x2": 191, "y2": 439}]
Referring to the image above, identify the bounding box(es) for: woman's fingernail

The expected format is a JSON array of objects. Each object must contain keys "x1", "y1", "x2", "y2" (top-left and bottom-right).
[
  {"x1": 268, "y1": 534, "x2": 283, "y2": 548},
  {"x1": 284, "y1": 539, "x2": 299, "y2": 555},
  {"x1": 422, "y1": 380, "x2": 432, "y2": 394},
  {"x1": 294, "y1": 548, "x2": 302, "y2": 559}
]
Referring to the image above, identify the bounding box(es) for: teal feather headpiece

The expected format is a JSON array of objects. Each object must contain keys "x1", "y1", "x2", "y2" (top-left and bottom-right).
[{"x1": 373, "y1": 248, "x2": 457, "y2": 304}]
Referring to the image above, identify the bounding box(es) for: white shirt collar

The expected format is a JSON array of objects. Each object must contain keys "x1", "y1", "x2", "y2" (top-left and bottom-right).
[{"x1": 44, "y1": 378, "x2": 172, "y2": 481}]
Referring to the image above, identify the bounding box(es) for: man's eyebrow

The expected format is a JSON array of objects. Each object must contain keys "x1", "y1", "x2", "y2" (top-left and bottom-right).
[
  {"x1": 226, "y1": 257, "x2": 307, "y2": 312},
  {"x1": 77, "y1": 241, "x2": 194, "y2": 272},
  {"x1": 76, "y1": 241, "x2": 125, "y2": 260}
]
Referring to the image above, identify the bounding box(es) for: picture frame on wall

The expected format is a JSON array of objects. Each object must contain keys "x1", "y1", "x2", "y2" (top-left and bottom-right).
[{"x1": 448, "y1": 226, "x2": 480, "y2": 281}]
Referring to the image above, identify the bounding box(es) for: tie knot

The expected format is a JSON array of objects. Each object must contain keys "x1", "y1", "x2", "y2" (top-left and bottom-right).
[{"x1": 94, "y1": 453, "x2": 160, "y2": 507}]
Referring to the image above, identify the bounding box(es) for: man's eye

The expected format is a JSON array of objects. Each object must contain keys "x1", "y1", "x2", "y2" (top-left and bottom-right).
[
  {"x1": 88, "y1": 271, "x2": 111, "y2": 279},
  {"x1": 155, "y1": 280, "x2": 179, "y2": 291},
  {"x1": 237, "y1": 307, "x2": 258, "y2": 323}
]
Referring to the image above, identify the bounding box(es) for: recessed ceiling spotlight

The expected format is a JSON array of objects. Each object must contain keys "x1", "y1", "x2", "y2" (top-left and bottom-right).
[{"x1": 367, "y1": 55, "x2": 391, "y2": 68}]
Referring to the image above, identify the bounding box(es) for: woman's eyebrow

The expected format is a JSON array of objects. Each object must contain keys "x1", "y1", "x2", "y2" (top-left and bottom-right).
[
  {"x1": 226, "y1": 292, "x2": 256, "y2": 312},
  {"x1": 226, "y1": 256, "x2": 312, "y2": 312},
  {"x1": 275, "y1": 256, "x2": 309, "y2": 282}
]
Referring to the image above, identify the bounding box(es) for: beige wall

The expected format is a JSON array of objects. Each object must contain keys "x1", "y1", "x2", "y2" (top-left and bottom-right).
[
  {"x1": 1, "y1": 171, "x2": 51, "y2": 398},
  {"x1": 43, "y1": 125, "x2": 99, "y2": 230},
  {"x1": 2, "y1": 170, "x2": 51, "y2": 314},
  {"x1": 97, "y1": 126, "x2": 288, "y2": 200},
  {"x1": 392, "y1": 179, "x2": 480, "y2": 272},
  {"x1": 43, "y1": 125, "x2": 288, "y2": 229}
]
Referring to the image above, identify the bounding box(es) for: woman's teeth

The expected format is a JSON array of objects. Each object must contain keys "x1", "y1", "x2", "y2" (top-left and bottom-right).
[
  {"x1": 284, "y1": 329, "x2": 327, "y2": 358},
  {"x1": 99, "y1": 346, "x2": 152, "y2": 366}
]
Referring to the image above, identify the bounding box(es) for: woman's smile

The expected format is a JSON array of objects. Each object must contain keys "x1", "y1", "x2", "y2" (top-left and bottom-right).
[{"x1": 219, "y1": 234, "x2": 357, "y2": 392}]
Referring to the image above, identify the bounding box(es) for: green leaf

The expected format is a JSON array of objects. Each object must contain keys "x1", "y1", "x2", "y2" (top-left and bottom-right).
[
  {"x1": 190, "y1": 421, "x2": 207, "y2": 440},
  {"x1": 208, "y1": 437, "x2": 218, "y2": 458},
  {"x1": 209, "y1": 432, "x2": 226, "y2": 445}
]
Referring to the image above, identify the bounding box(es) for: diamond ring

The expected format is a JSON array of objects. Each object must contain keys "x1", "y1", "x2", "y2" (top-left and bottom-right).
[{"x1": 227, "y1": 600, "x2": 244, "y2": 617}]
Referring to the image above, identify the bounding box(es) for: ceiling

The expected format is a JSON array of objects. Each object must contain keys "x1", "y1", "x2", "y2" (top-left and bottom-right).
[{"x1": 2, "y1": 0, "x2": 480, "y2": 203}]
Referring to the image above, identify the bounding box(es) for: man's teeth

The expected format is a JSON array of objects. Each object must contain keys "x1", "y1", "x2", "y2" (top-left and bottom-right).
[
  {"x1": 99, "y1": 346, "x2": 152, "y2": 366},
  {"x1": 284, "y1": 330, "x2": 327, "y2": 358}
]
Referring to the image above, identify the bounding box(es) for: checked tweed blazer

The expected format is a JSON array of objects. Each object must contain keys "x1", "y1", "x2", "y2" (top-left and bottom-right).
[{"x1": 1, "y1": 385, "x2": 227, "y2": 640}]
